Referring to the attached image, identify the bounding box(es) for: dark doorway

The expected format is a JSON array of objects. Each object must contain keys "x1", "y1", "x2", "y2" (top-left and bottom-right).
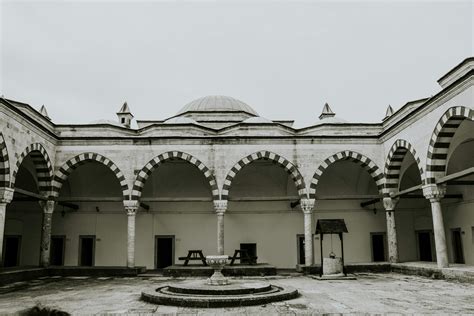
[
  {"x1": 297, "y1": 235, "x2": 305, "y2": 265},
  {"x1": 451, "y1": 228, "x2": 465, "y2": 264},
  {"x1": 417, "y1": 231, "x2": 433, "y2": 261},
  {"x1": 50, "y1": 236, "x2": 65, "y2": 266},
  {"x1": 3, "y1": 235, "x2": 21, "y2": 267},
  {"x1": 240, "y1": 243, "x2": 257, "y2": 264},
  {"x1": 155, "y1": 236, "x2": 174, "y2": 269},
  {"x1": 371, "y1": 233, "x2": 386, "y2": 262},
  {"x1": 79, "y1": 236, "x2": 95, "y2": 266}
]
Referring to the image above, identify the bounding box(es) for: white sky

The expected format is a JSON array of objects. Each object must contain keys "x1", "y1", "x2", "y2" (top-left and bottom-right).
[{"x1": 1, "y1": 0, "x2": 472, "y2": 127}]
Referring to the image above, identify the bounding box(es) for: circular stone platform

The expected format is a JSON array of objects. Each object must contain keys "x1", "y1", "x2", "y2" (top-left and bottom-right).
[{"x1": 141, "y1": 280, "x2": 298, "y2": 308}]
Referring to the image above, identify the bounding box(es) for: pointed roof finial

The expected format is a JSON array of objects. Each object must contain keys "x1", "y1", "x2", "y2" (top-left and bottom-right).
[
  {"x1": 383, "y1": 104, "x2": 394, "y2": 121},
  {"x1": 319, "y1": 102, "x2": 336, "y2": 120},
  {"x1": 39, "y1": 105, "x2": 51, "y2": 120},
  {"x1": 117, "y1": 101, "x2": 132, "y2": 115}
]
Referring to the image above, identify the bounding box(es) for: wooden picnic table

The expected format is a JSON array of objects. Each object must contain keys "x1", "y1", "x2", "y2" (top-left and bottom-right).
[
  {"x1": 228, "y1": 249, "x2": 258, "y2": 265},
  {"x1": 178, "y1": 250, "x2": 207, "y2": 266}
]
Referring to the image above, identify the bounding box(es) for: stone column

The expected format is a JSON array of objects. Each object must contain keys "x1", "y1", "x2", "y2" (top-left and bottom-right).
[
  {"x1": 39, "y1": 200, "x2": 56, "y2": 267},
  {"x1": 301, "y1": 198, "x2": 315, "y2": 267},
  {"x1": 124, "y1": 200, "x2": 139, "y2": 268},
  {"x1": 213, "y1": 200, "x2": 228, "y2": 255},
  {"x1": 383, "y1": 197, "x2": 399, "y2": 263},
  {"x1": 0, "y1": 188, "x2": 14, "y2": 267},
  {"x1": 422, "y1": 184, "x2": 448, "y2": 268}
]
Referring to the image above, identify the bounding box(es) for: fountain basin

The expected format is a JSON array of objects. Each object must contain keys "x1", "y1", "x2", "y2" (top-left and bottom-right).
[
  {"x1": 206, "y1": 255, "x2": 229, "y2": 285},
  {"x1": 141, "y1": 279, "x2": 298, "y2": 308}
]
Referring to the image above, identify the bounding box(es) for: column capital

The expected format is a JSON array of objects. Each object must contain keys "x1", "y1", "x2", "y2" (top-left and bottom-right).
[
  {"x1": 382, "y1": 197, "x2": 399, "y2": 211},
  {"x1": 39, "y1": 200, "x2": 56, "y2": 214},
  {"x1": 213, "y1": 200, "x2": 228, "y2": 214},
  {"x1": 0, "y1": 187, "x2": 14, "y2": 204},
  {"x1": 123, "y1": 200, "x2": 139, "y2": 216},
  {"x1": 300, "y1": 198, "x2": 315, "y2": 214},
  {"x1": 422, "y1": 184, "x2": 446, "y2": 202}
]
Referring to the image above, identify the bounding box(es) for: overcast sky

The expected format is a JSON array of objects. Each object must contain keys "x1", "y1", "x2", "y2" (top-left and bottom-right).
[{"x1": 1, "y1": 1, "x2": 472, "y2": 127}]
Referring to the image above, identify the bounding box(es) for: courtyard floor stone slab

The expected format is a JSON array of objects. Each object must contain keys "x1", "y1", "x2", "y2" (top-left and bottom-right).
[{"x1": 0, "y1": 273, "x2": 472, "y2": 315}]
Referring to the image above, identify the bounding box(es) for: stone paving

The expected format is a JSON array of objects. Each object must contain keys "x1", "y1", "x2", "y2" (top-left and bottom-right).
[{"x1": 0, "y1": 273, "x2": 472, "y2": 315}]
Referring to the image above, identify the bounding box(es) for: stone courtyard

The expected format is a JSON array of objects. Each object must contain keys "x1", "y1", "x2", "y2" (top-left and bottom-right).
[{"x1": 0, "y1": 273, "x2": 472, "y2": 315}]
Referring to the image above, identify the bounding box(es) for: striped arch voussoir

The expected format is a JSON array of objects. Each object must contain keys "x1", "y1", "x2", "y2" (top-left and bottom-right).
[
  {"x1": 384, "y1": 139, "x2": 425, "y2": 193},
  {"x1": 52, "y1": 153, "x2": 129, "y2": 199},
  {"x1": 0, "y1": 134, "x2": 10, "y2": 188},
  {"x1": 426, "y1": 106, "x2": 474, "y2": 184},
  {"x1": 11, "y1": 143, "x2": 53, "y2": 195},
  {"x1": 221, "y1": 150, "x2": 307, "y2": 200},
  {"x1": 131, "y1": 151, "x2": 218, "y2": 201},
  {"x1": 309, "y1": 150, "x2": 386, "y2": 199}
]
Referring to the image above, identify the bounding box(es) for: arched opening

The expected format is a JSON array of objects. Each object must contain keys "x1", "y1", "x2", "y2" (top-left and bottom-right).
[
  {"x1": 4, "y1": 146, "x2": 52, "y2": 267},
  {"x1": 224, "y1": 152, "x2": 305, "y2": 269},
  {"x1": 389, "y1": 150, "x2": 433, "y2": 263},
  {"x1": 425, "y1": 106, "x2": 474, "y2": 266},
  {"x1": 51, "y1": 154, "x2": 128, "y2": 267},
  {"x1": 133, "y1": 153, "x2": 215, "y2": 269},
  {"x1": 442, "y1": 120, "x2": 474, "y2": 265},
  {"x1": 310, "y1": 151, "x2": 385, "y2": 264}
]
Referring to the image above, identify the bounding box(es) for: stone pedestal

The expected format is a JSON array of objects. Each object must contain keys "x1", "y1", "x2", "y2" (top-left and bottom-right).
[
  {"x1": 206, "y1": 255, "x2": 229, "y2": 285},
  {"x1": 323, "y1": 257, "x2": 343, "y2": 275}
]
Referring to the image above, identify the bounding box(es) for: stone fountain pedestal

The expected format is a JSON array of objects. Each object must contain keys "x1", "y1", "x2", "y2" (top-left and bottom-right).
[
  {"x1": 141, "y1": 254, "x2": 299, "y2": 307},
  {"x1": 205, "y1": 255, "x2": 229, "y2": 285}
]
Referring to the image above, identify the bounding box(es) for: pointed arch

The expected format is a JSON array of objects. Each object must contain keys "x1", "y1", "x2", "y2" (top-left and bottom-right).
[
  {"x1": 309, "y1": 150, "x2": 386, "y2": 199},
  {"x1": 0, "y1": 133, "x2": 10, "y2": 188},
  {"x1": 222, "y1": 150, "x2": 307, "y2": 200},
  {"x1": 384, "y1": 139, "x2": 425, "y2": 193},
  {"x1": 426, "y1": 106, "x2": 474, "y2": 184},
  {"x1": 10, "y1": 143, "x2": 54, "y2": 196},
  {"x1": 131, "y1": 151, "x2": 218, "y2": 201},
  {"x1": 52, "y1": 153, "x2": 129, "y2": 199}
]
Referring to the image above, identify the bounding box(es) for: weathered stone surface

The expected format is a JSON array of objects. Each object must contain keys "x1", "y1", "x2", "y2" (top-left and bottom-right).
[{"x1": 0, "y1": 273, "x2": 472, "y2": 314}]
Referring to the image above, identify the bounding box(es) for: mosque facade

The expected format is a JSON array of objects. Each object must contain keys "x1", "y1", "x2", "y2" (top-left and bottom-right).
[{"x1": 0, "y1": 58, "x2": 473, "y2": 270}]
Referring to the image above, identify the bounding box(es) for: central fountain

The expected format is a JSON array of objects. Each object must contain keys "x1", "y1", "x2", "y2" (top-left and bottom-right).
[
  {"x1": 141, "y1": 255, "x2": 298, "y2": 308},
  {"x1": 205, "y1": 255, "x2": 230, "y2": 285}
]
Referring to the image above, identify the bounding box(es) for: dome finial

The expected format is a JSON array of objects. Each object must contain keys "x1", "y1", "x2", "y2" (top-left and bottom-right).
[
  {"x1": 39, "y1": 105, "x2": 51, "y2": 120},
  {"x1": 117, "y1": 101, "x2": 134, "y2": 128},
  {"x1": 383, "y1": 104, "x2": 394, "y2": 121},
  {"x1": 319, "y1": 102, "x2": 336, "y2": 120}
]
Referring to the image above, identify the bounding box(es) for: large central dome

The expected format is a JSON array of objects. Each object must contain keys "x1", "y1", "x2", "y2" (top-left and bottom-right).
[{"x1": 177, "y1": 95, "x2": 258, "y2": 116}]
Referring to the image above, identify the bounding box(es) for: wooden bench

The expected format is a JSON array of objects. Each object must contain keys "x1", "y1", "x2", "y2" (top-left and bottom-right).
[
  {"x1": 229, "y1": 249, "x2": 258, "y2": 265},
  {"x1": 178, "y1": 250, "x2": 207, "y2": 266}
]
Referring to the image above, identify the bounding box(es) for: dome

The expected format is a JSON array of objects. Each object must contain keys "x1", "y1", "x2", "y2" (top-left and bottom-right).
[
  {"x1": 164, "y1": 117, "x2": 199, "y2": 125},
  {"x1": 177, "y1": 96, "x2": 258, "y2": 116},
  {"x1": 242, "y1": 116, "x2": 273, "y2": 124}
]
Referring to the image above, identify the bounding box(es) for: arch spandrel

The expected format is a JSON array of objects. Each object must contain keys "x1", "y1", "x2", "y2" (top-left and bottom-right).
[
  {"x1": 52, "y1": 152, "x2": 129, "y2": 199},
  {"x1": 131, "y1": 151, "x2": 218, "y2": 201},
  {"x1": 0, "y1": 133, "x2": 10, "y2": 188},
  {"x1": 221, "y1": 150, "x2": 307, "y2": 200},
  {"x1": 10, "y1": 143, "x2": 54, "y2": 196},
  {"x1": 309, "y1": 150, "x2": 386, "y2": 199},
  {"x1": 426, "y1": 106, "x2": 474, "y2": 184},
  {"x1": 384, "y1": 139, "x2": 425, "y2": 194}
]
